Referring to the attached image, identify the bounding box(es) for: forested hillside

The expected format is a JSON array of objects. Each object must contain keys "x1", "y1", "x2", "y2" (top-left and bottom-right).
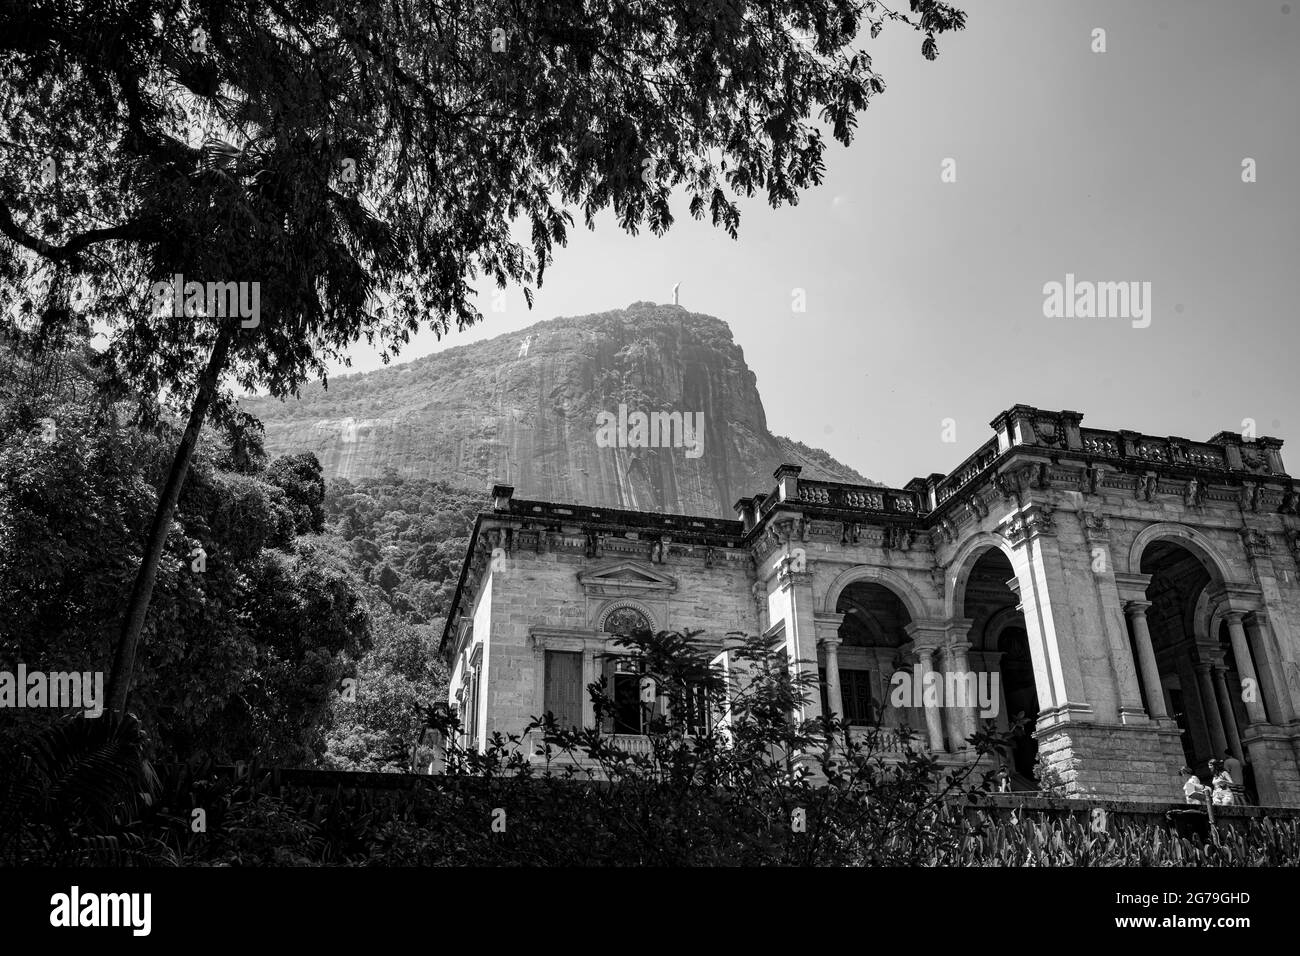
[{"x1": 0, "y1": 329, "x2": 471, "y2": 772}]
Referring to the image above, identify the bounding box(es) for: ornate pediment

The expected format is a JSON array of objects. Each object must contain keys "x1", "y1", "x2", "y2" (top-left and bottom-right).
[{"x1": 578, "y1": 561, "x2": 678, "y2": 597}]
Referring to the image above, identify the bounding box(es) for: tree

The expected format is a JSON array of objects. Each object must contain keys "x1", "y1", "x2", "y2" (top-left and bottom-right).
[
  {"x1": 265, "y1": 452, "x2": 327, "y2": 535},
  {"x1": 0, "y1": 0, "x2": 966, "y2": 712},
  {"x1": 0, "y1": 386, "x2": 371, "y2": 763},
  {"x1": 324, "y1": 603, "x2": 447, "y2": 773}
]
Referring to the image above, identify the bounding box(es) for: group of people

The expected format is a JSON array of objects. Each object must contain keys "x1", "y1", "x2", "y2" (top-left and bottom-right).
[
  {"x1": 1182, "y1": 750, "x2": 1248, "y2": 807},
  {"x1": 986, "y1": 749, "x2": 1250, "y2": 805}
]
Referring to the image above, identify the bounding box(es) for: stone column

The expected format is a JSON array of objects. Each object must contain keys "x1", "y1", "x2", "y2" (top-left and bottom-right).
[
  {"x1": 944, "y1": 641, "x2": 978, "y2": 750},
  {"x1": 1212, "y1": 663, "x2": 1244, "y2": 763},
  {"x1": 1002, "y1": 509, "x2": 1095, "y2": 722},
  {"x1": 945, "y1": 619, "x2": 978, "y2": 746},
  {"x1": 912, "y1": 645, "x2": 947, "y2": 753},
  {"x1": 1246, "y1": 611, "x2": 1294, "y2": 725},
  {"x1": 983, "y1": 650, "x2": 1012, "y2": 733},
  {"x1": 775, "y1": 557, "x2": 821, "y2": 724},
  {"x1": 1087, "y1": 522, "x2": 1149, "y2": 724},
  {"x1": 1194, "y1": 661, "x2": 1228, "y2": 756},
  {"x1": 1124, "y1": 600, "x2": 1168, "y2": 720},
  {"x1": 1225, "y1": 612, "x2": 1268, "y2": 725},
  {"x1": 819, "y1": 634, "x2": 844, "y2": 722}
]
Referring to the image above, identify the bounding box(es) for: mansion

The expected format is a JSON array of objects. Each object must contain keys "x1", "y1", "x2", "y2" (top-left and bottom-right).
[{"x1": 440, "y1": 405, "x2": 1300, "y2": 805}]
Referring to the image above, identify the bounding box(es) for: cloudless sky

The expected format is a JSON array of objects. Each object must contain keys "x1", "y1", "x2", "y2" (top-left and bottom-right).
[{"x1": 325, "y1": 0, "x2": 1299, "y2": 488}]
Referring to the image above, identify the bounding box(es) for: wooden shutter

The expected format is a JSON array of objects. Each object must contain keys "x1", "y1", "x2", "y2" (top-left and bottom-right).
[
  {"x1": 600, "y1": 655, "x2": 617, "y2": 733},
  {"x1": 544, "y1": 651, "x2": 583, "y2": 730}
]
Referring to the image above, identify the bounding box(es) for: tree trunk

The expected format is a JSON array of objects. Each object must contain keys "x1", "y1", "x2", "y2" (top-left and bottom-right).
[{"x1": 106, "y1": 323, "x2": 235, "y2": 715}]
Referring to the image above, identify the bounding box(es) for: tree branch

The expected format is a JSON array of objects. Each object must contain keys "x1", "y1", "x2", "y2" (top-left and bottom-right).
[{"x1": 0, "y1": 201, "x2": 159, "y2": 267}]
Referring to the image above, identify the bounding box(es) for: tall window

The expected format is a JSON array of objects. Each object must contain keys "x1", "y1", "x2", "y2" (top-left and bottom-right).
[
  {"x1": 603, "y1": 608, "x2": 653, "y2": 734},
  {"x1": 819, "y1": 667, "x2": 873, "y2": 725},
  {"x1": 543, "y1": 650, "x2": 583, "y2": 730},
  {"x1": 464, "y1": 664, "x2": 481, "y2": 750},
  {"x1": 612, "y1": 665, "x2": 646, "y2": 734},
  {"x1": 599, "y1": 658, "x2": 653, "y2": 734},
  {"x1": 840, "y1": 668, "x2": 872, "y2": 726}
]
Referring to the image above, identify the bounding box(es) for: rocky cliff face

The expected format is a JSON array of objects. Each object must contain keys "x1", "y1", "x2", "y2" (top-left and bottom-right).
[{"x1": 241, "y1": 302, "x2": 871, "y2": 517}]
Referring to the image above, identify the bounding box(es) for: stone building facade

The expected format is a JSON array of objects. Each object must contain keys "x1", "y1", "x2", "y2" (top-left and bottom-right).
[{"x1": 441, "y1": 405, "x2": 1300, "y2": 805}]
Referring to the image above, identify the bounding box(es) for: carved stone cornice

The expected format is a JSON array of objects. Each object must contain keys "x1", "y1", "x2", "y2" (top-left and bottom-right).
[
  {"x1": 1080, "y1": 463, "x2": 1104, "y2": 496},
  {"x1": 1080, "y1": 511, "x2": 1110, "y2": 544},
  {"x1": 992, "y1": 470, "x2": 1015, "y2": 502},
  {"x1": 934, "y1": 515, "x2": 959, "y2": 546},
  {"x1": 1239, "y1": 528, "x2": 1270, "y2": 559},
  {"x1": 1003, "y1": 503, "x2": 1056, "y2": 545},
  {"x1": 777, "y1": 567, "x2": 815, "y2": 590},
  {"x1": 881, "y1": 525, "x2": 918, "y2": 551}
]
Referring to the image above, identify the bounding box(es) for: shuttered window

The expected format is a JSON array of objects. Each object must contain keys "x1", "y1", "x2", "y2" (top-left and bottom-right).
[{"x1": 543, "y1": 651, "x2": 583, "y2": 730}]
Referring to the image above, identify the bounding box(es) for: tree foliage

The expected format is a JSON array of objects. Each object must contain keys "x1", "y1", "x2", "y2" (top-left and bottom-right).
[
  {"x1": 0, "y1": 383, "x2": 371, "y2": 765},
  {"x1": 2, "y1": 0, "x2": 967, "y2": 411}
]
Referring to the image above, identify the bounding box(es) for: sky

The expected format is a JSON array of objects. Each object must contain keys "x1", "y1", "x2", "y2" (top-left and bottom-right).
[{"x1": 324, "y1": 0, "x2": 1299, "y2": 489}]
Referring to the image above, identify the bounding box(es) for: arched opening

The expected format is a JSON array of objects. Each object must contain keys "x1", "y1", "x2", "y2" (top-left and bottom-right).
[
  {"x1": 1137, "y1": 539, "x2": 1253, "y2": 775},
  {"x1": 961, "y1": 548, "x2": 1039, "y2": 784},
  {"x1": 602, "y1": 605, "x2": 654, "y2": 735},
  {"x1": 830, "y1": 582, "x2": 915, "y2": 736}
]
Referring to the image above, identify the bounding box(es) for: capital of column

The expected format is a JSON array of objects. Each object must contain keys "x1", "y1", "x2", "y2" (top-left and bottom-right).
[
  {"x1": 907, "y1": 643, "x2": 937, "y2": 664},
  {"x1": 944, "y1": 617, "x2": 975, "y2": 642},
  {"x1": 903, "y1": 621, "x2": 947, "y2": 653},
  {"x1": 813, "y1": 611, "x2": 845, "y2": 642},
  {"x1": 1247, "y1": 609, "x2": 1273, "y2": 628},
  {"x1": 1124, "y1": 599, "x2": 1152, "y2": 619},
  {"x1": 1195, "y1": 643, "x2": 1226, "y2": 669},
  {"x1": 1207, "y1": 584, "x2": 1264, "y2": 616},
  {"x1": 941, "y1": 641, "x2": 973, "y2": 667},
  {"x1": 817, "y1": 634, "x2": 843, "y2": 650},
  {"x1": 1114, "y1": 572, "x2": 1153, "y2": 605}
]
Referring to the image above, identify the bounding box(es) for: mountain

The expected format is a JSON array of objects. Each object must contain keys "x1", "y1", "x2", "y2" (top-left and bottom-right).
[{"x1": 241, "y1": 302, "x2": 872, "y2": 517}]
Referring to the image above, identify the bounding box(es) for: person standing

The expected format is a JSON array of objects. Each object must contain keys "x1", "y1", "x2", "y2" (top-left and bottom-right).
[
  {"x1": 1182, "y1": 766, "x2": 1210, "y2": 805},
  {"x1": 992, "y1": 765, "x2": 1011, "y2": 793},
  {"x1": 1223, "y1": 750, "x2": 1246, "y2": 804}
]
